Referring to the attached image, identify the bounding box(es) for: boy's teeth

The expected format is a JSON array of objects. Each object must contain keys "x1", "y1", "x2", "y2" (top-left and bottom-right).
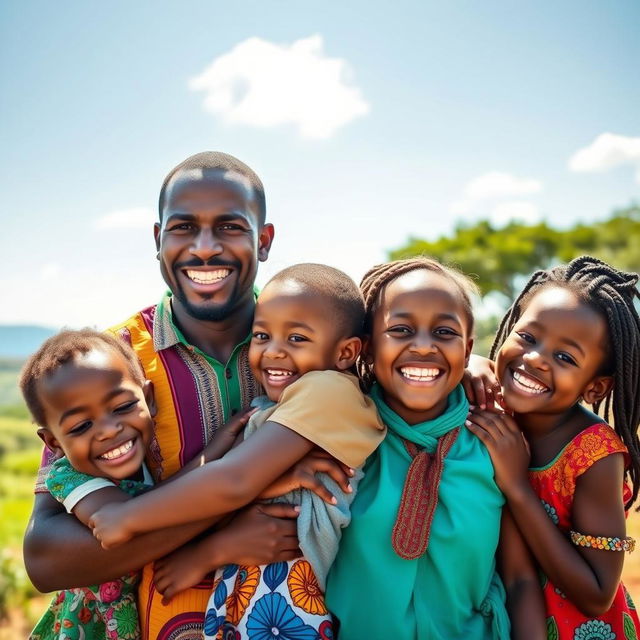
[
  {"x1": 512, "y1": 370, "x2": 548, "y2": 394},
  {"x1": 100, "y1": 440, "x2": 134, "y2": 460},
  {"x1": 400, "y1": 367, "x2": 440, "y2": 381},
  {"x1": 186, "y1": 269, "x2": 230, "y2": 284},
  {"x1": 266, "y1": 369, "x2": 293, "y2": 377}
]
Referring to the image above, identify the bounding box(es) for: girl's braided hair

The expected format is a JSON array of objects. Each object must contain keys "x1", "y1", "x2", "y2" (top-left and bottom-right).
[
  {"x1": 358, "y1": 257, "x2": 478, "y2": 390},
  {"x1": 490, "y1": 255, "x2": 640, "y2": 507}
]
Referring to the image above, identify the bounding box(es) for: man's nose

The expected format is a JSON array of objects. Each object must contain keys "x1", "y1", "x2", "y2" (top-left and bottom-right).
[{"x1": 190, "y1": 229, "x2": 223, "y2": 262}]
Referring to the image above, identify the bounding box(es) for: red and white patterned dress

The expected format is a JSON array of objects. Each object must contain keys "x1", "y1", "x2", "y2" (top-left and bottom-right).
[{"x1": 528, "y1": 423, "x2": 640, "y2": 640}]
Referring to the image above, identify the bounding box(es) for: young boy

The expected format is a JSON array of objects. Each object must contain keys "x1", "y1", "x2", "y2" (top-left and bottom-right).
[{"x1": 89, "y1": 264, "x2": 386, "y2": 638}]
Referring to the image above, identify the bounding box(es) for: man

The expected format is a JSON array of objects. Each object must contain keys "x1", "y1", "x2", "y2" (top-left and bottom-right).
[{"x1": 25, "y1": 152, "x2": 304, "y2": 639}]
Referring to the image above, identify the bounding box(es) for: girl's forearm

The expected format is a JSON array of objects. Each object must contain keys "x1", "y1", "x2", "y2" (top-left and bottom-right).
[{"x1": 505, "y1": 484, "x2": 619, "y2": 615}]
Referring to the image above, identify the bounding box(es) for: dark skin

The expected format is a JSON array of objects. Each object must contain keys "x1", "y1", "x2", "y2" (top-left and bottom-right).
[
  {"x1": 23, "y1": 168, "x2": 305, "y2": 593},
  {"x1": 467, "y1": 287, "x2": 624, "y2": 617}
]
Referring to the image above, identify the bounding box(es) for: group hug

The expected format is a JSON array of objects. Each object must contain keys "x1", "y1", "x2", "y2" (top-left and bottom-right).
[{"x1": 21, "y1": 151, "x2": 640, "y2": 640}]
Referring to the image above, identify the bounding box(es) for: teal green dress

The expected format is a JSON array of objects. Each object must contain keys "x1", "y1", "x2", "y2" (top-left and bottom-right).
[{"x1": 325, "y1": 385, "x2": 510, "y2": 640}]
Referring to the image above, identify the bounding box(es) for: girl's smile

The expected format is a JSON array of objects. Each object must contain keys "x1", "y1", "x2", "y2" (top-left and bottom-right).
[
  {"x1": 496, "y1": 286, "x2": 611, "y2": 421},
  {"x1": 368, "y1": 269, "x2": 473, "y2": 425}
]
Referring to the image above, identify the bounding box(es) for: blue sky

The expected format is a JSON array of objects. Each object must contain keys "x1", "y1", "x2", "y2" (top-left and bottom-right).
[{"x1": 2, "y1": 1, "x2": 639, "y2": 328}]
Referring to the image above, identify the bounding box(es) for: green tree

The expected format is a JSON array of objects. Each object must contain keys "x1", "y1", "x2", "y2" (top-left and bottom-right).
[{"x1": 390, "y1": 204, "x2": 640, "y2": 300}]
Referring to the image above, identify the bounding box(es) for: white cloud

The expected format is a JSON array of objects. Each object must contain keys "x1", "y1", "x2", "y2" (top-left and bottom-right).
[
  {"x1": 569, "y1": 133, "x2": 640, "y2": 183},
  {"x1": 465, "y1": 171, "x2": 542, "y2": 200},
  {"x1": 450, "y1": 171, "x2": 542, "y2": 217},
  {"x1": 189, "y1": 35, "x2": 370, "y2": 139},
  {"x1": 40, "y1": 263, "x2": 61, "y2": 280},
  {"x1": 94, "y1": 207, "x2": 155, "y2": 230},
  {"x1": 490, "y1": 201, "x2": 541, "y2": 226}
]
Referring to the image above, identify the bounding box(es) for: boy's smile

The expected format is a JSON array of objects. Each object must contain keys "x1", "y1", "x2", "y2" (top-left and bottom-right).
[
  {"x1": 369, "y1": 270, "x2": 473, "y2": 425},
  {"x1": 155, "y1": 168, "x2": 274, "y2": 324},
  {"x1": 496, "y1": 286, "x2": 610, "y2": 418},
  {"x1": 37, "y1": 348, "x2": 155, "y2": 482},
  {"x1": 249, "y1": 279, "x2": 357, "y2": 402}
]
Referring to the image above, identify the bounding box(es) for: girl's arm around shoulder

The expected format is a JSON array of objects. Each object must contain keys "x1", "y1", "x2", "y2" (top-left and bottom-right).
[{"x1": 497, "y1": 507, "x2": 546, "y2": 640}]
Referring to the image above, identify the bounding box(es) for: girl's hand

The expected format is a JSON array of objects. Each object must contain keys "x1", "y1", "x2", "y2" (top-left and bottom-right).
[
  {"x1": 465, "y1": 408, "x2": 530, "y2": 494},
  {"x1": 89, "y1": 503, "x2": 135, "y2": 549},
  {"x1": 258, "y1": 450, "x2": 354, "y2": 503},
  {"x1": 463, "y1": 354, "x2": 503, "y2": 411},
  {"x1": 201, "y1": 407, "x2": 257, "y2": 463}
]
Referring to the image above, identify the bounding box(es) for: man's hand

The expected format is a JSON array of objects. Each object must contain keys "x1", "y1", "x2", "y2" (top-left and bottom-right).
[
  {"x1": 215, "y1": 502, "x2": 301, "y2": 566},
  {"x1": 258, "y1": 450, "x2": 354, "y2": 503},
  {"x1": 89, "y1": 502, "x2": 135, "y2": 549},
  {"x1": 465, "y1": 408, "x2": 530, "y2": 494}
]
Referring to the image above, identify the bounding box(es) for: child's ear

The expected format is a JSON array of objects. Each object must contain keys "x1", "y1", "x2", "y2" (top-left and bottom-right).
[
  {"x1": 582, "y1": 375, "x2": 614, "y2": 405},
  {"x1": 464, "y1": 337, "x2": 474, "y2": 367},
  {"x1": 37, "y1": 428, "x2": 63, "y2": 456},
  {"x1": 335, "y1": 337, "x2": 362, "y2": 371},
  {"x1": 143, "y1": 380, "x2": 157, "y2": 417}
]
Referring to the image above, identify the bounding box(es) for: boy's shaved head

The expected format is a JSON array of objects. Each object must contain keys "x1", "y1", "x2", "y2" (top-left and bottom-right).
[
  {"x1": 158, "y1": 151, "x2": 266, "y2": 223},
  {"x1": 266, "y1": 263, "x2": 365, "y2": 338}
]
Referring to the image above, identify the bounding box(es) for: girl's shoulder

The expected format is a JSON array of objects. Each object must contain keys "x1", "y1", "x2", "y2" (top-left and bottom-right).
[{"x1": 535, "y1": 423, "x2": 627, "y2": 478}]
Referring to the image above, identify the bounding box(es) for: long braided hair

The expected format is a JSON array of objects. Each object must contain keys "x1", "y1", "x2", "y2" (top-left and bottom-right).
[
  {"x1": 490, "y1": 255, "x2": 640, "y2": 507},
  {"x1": 358, "y1": 257, "x2": 478, "y2": 390}
]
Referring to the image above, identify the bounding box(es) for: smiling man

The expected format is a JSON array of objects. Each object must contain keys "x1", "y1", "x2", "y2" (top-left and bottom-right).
[{"x1": 24, "y1": 152, "x2": 305, "y2": 640}]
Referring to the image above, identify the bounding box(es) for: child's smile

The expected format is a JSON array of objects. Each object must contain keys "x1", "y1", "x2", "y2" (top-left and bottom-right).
[
  {"x1": 368, "y1": 269, "x2": 473, "y2": 425},
  {"x1": 496, "y1": 286, "x2": 610, "y2": 418},
  {"x1": 37, "y1": 348, "x2": 155, "y2": 481},
  {"x1": 249, "y1": 279, "x2": 354, "y2": 402}
]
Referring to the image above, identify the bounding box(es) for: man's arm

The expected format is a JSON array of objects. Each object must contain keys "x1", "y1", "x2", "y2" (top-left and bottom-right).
[{"x1": 24, "y1": 491, "x2": 217, "y2": 592}]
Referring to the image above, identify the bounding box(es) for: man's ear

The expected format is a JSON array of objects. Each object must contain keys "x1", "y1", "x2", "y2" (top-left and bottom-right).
[
  {"x1": 464, "y1": 337, "x2": 474, "y2": 368},
  {"x1": 582, "y1": 375, "x2": 614, "y2": 406},
  {"x1": 37, "y1": 428, "x2": 63, "y2": 456},
  {"x1": 258, "y1": 223, "x2": 275, "y2": 262},
  {"x1": 154, "y1": 222, "x2": 161, "y2": 255},
  {"x1": 335, "y1": 337, "x2": 363, "y2": 371},
  {"x1": 143, "y1": 380, "x2": 157, "y2": 417}
]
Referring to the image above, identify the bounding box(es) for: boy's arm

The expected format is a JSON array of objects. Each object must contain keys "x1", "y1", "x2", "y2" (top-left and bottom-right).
[
  {"x1": 497, "y1": 507, "x2": 546, "y2": 640},
  {"x1": 90, "y1": 421, "x2": 316, "y2": 548}
]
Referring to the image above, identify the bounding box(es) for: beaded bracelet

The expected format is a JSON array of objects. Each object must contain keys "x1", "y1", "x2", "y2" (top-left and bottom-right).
[{"x1": 570, "y1": 530, "x2": 635, "y2": 553}]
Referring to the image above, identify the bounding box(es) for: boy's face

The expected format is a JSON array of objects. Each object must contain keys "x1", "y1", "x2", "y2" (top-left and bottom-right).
[
  {"x1": 37, "y1": 348, "x2": 155, "y2": 481},
  {"x1": 249, "y1": 280, "x2": 360, "y2": 402},
  {"x1": 155, "y1": 168, "x2": 274, "y2": 322}
]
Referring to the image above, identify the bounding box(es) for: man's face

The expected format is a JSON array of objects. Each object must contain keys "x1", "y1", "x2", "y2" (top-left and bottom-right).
[{"x1": 155, "y1": 168, "x2": 274, "y2": 322}]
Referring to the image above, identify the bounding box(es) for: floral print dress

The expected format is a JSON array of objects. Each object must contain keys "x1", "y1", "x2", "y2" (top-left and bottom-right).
[
  {"x1": 529, "y1": 423, "x2": 640, "y2": 640},
  {"x1": 30, "y1": 457, "x2": 147, "y2": 640}
]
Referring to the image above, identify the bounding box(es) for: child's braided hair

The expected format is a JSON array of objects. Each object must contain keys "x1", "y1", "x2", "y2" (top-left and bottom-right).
[
  {"x1": 490, "y1": 255, "x2": 640, "y2": 507},
  {"x1": 358, "y1": 257, "x2": 478, "y2": 390}
]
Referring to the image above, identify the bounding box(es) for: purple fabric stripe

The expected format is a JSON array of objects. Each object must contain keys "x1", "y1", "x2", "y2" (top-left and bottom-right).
[{"x1": 140, "y1": 308, "x2": 204, "y2": 467}]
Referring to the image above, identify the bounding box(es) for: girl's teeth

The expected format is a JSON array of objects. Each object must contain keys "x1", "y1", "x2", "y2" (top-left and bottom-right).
[
  {"x1": 266, "y1": 369, "x2": 293, "y2": 377},
  {"x1": 512, "y1": 370, "x2": 548, "y2": 394},
  {"x1": 100, "y1": 440, "x2": 133, "y2": 460},
  {"x1": 400, "y1": 367, "x2": 440, "y2": 381},
  {"x1": 186, "y1": 269, "x2": 230, "y2": 284}
]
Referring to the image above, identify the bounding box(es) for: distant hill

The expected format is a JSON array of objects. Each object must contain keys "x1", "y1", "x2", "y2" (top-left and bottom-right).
[{"x1": 0, "y1": 325, "x2": 56, "y2": 359}]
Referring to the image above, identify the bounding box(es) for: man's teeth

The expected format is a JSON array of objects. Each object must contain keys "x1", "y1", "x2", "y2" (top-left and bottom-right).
[
  {"x1": 186, "y1": 269, "x2": 230, "y2": 284},
  {"x1": 400, "y1": 367, "x2": 440, "y2": 381},
  {"x1": 512, "y1": 370, "x2": 548, "y2": 394},
  {"x1": 100, "y1": 440, "x2": 133, "y2": 460},
  {"x1": 266, "y1": 369, "x2": 294, "y2": 378}
]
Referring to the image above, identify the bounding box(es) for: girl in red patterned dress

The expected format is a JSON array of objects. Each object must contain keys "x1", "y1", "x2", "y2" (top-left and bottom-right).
[{"x1": 466, "y1": 256, "x2": 640, "y2": 639}]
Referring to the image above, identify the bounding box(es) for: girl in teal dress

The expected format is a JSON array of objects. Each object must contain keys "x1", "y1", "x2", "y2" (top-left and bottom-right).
[{"x1": 326, "y1": 258, "x2": 545, "y2": 640}]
